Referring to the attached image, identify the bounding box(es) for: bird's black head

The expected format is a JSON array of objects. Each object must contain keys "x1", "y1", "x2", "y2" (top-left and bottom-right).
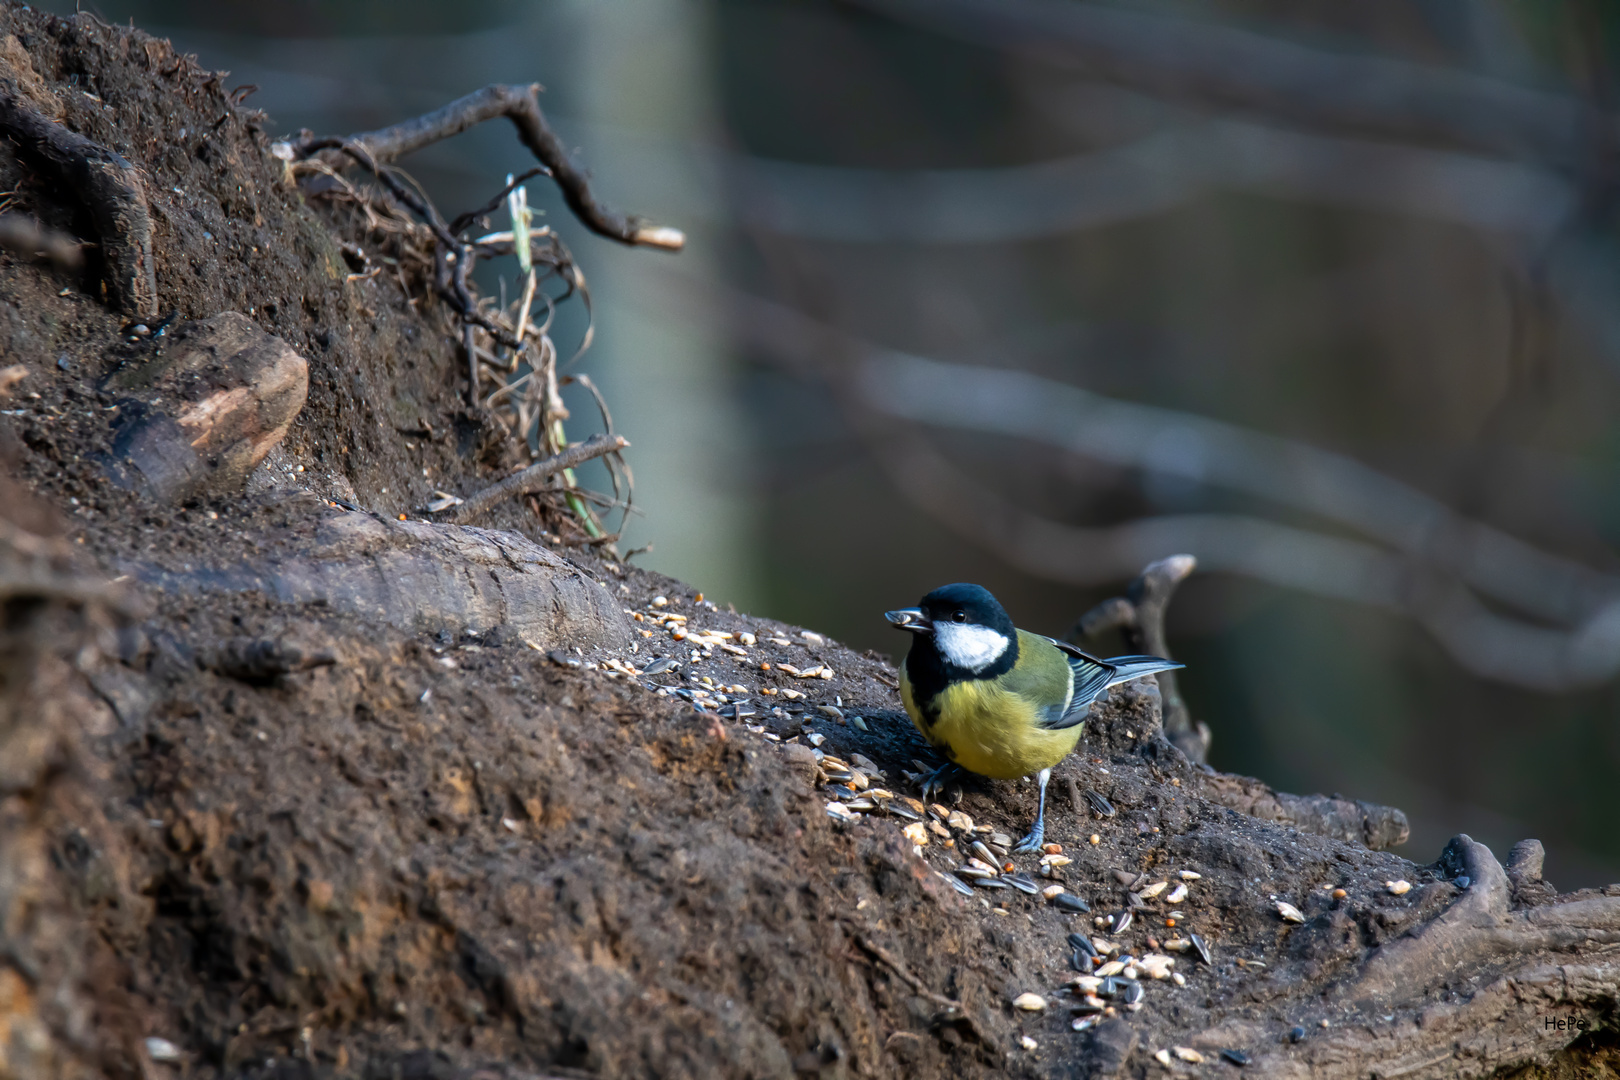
[
  {"x1": 885, "y1": 582, "x2": 1018, "y2": 679},
  {"x1": 918, "y1": 583, "x2": 1015, "y2": 638}
]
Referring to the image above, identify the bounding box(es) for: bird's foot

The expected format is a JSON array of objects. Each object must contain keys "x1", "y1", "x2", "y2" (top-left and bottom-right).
[
  {"x1": 916, "y1": 762, "x2": 963, "y2": 804},
  {"x1": 1012, "y1": 821, "x2": 1046, "y2": 855}
]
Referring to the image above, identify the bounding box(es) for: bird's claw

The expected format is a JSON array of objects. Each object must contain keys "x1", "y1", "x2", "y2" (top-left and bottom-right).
[
  {"x1": 917, "y1": 763, "x2": 961, "y2": 804},
  {"x1": 1012, "y1": 822, "x2": 1045, "y2": 855}
]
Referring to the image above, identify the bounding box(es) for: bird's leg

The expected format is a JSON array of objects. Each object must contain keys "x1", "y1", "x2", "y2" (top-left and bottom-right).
[
  {"x1": 1013, "y1": 768, "x2": 1051, "y2": 854},
  {"x1": 916, "y1": 762, "x2": 964, "y2": 804}
]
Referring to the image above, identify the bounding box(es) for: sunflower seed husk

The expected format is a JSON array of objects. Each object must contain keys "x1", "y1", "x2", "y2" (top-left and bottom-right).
[
  {"x1": 971, "y1": 841, "x2": 998, "y2": 866},
  {"x1": 1221, "y1": 1048, "x2": 1250, "y2": 1066},
  {"x1": 1004, "y1": 873, "x2": 1040, "y2": 895},
  {"x1": 1098, "y1": 976, "x2": 1123, "y2": 997},
  {"x1": 1166, "y1": 883, "x2": 1189, "y2": 904},
  {"x1": 1122, "y1": 981, "x2": 1144, "y2": 1005},
  {"x1": 939, "y1": 872, "x2": 974, "y2": 897},
  {"x1": 1095, "y1": 960, "x2": 1125, "y2": 977},
  {"x1": 957, "y1": 865, "x2": 996, "y2": 880},
  {"x1": 888, "y1": 803, "x2": 922, "y2": 822},
  {"x1": 1173, "y1": 1047, "x2": 1205, "y2": 1064},
  {"x1": 946, "y1": 810, "x2": 974, "y2": 832},
  {"x1": 1068, "y1": 933, "x2": 1100, "y2": 959},
  {"x1": 1126, "y1": 891, "x2": 1147, "y2": 910},
  {"x1": 1275, "y1": 900, "x2": 1306, "y2": 923},
  {"x1": 1070, "y1": 975, "x2": 1102, "y2": 993},
  {"x1": 1051, "y1": 893, "x2": 1091, "y2": 914},
  {"x1": 1084, "y1": 790, "x2": 1116, "y2": 817},
  {"x1": 1138, "y1": 880, "x2": 1168, "y2": 900},
  {"x1": 1190, "y1": 933, "x2": 1213, "y2": 966},
  {"x1": 1179, "y1": 870, "x2": 1201, "y2": 880},
  {"x1": 1155, "y1": 1050, "x2": 1174, "y2": 1067},
  {"x1": 1111, "y1": 910, "x2": 1133, "y2": 934},
  {"x1": 1112, "y1": 869, "x2": 1137, "y2": 887},
  {"x1": 826, "y1": 784, "x2": 858, "y2": 799},
  {"x1": 1012, "y1": 992, "x2": 1046, "y2": 1012},
  {"x1": 844, "y1": 798, "x2": 876, "y2": 811},
  {"x1": 973, "y1": 877, "x2": 1011, "y2": 890},
  {"x1": 989, "y1": 833, "x2": 1014, "y2": 849},
  {"x1": 827, "y1": 802, "x2": 858, "y2": 821}
]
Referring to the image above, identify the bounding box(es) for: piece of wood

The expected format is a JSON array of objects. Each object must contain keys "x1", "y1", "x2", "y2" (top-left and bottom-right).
[
  {"x1": 103, "y1": 312, "x2": 309, "y2": 503},
  {"x1": 120, "y1": 502, "x2": 632, "y2": 650}
]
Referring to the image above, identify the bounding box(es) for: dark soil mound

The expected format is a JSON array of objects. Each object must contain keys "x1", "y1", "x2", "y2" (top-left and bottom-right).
[{"x1": 1, "y1": 7, "x2": 1618, "y2": 1080}]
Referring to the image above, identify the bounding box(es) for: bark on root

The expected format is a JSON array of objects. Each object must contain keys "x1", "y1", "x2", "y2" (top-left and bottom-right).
[
  {"x1": 0, "y1": 83, "x2": 156, "y2": 317},
  {"x1": 1223, "y1": 835, "x2": 1620, "y2": 1079}
]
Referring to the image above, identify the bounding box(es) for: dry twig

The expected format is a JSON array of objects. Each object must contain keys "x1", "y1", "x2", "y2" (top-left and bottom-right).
[{"x1": 450, "y1": 434, "x2": 628, "y2": 525}]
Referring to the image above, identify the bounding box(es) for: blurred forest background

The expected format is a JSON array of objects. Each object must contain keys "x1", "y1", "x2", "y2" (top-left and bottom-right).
[{"x1": 39, "y1": 0, "x2": 1620, "y2": 887}]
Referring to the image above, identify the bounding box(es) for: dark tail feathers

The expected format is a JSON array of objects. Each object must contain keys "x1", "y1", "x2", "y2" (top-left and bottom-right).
[{"x1": 1104, "y1": 655, "x2": 1183, "y2": 687}]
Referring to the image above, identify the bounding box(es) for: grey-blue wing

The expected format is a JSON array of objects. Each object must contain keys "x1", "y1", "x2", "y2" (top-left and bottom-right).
[{"x1": 1040, "y1": 637, "x2": 1183, "y2": 730}]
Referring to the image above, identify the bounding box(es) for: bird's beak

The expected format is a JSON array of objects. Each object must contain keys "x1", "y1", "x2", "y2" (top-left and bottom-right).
[{"x1": 885, "y1": 608, "x2": 932, "y2": 633}]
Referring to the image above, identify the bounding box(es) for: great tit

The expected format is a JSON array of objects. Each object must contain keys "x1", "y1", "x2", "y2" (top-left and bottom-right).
[{"x1": 885, "y1": 583, "x2": 1182, "y2": 854}]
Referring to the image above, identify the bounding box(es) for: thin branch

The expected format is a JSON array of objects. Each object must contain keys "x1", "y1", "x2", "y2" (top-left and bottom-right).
[
  {"x1": 698, "y1": 280, "x2": 1620, "y2": 690},
  {"x1": 848, "y1": 0, "x2": 1608, "y2": 170},
  {"x1": 852, "y1": 934, "x2": 961, "y2": 1013},
  {"x1": 290, "y1": 84, "x2": 684, "y2": 251},
  {"x1": 727, "y1": 117, "x2": 1575, "y2": 245},
  {"x1": 0, "y1": 214, "x2": 85, "y2": 269},
  {"x1": 449, "y1": 434, "x2": 628, "y2": 525}
]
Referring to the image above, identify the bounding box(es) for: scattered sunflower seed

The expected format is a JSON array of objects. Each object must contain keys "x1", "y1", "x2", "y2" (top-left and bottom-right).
[
  {"x1": 973, "y1": 877, "x2": 1011, "y2": 890},
  {"x1": 1020, "y1": 1035, "x2": 1038, "y2": 1052},
  {"x1": 1138, "y1": 881, "x2": 1168, "y2": 900},
  {"x1": 1179, "y1": 870, "x2": 1201, "y2": 880},
  {"x1": 1154, "y1": 1049, "x2": 1174, "y2": 1067},
  {"x1": 989, "y1": 832, "x2": 1014, "y2": 849},
  {"x1": 1165, "y1": 883, "x2": 1189, "y2": 904},
  {"x1": 1051, "y1": 893, "x2": 1091, "y2": 914},
  {"x1": 827, "y1": 802, "x2": 858, "y2": 822},
  {"x1": 1073, "y1": 1015, "x2": 1100, "y2": 1032},
  {"x1": 1004, "y1": 873, "x2": 1040, "y2": 895},
  {"x1": 817, "y1": 705, "x2": 843, "y2": 720},
  {"x1": 1095, "y1": 960, "x2": 1125, "y2": 978},
  {"x1": 1084, "y1": 790, "x2": 1116, "y2": 817},
  {"x1": 145, "y1": 1038, "x2": 181, "y2": 1062},
  {"x1": 888, "y1": 803, "x2": 922, "y2": 822},
  {"x1": 1042, "y1": 885, "x2": 1067, "y2": 901},
  {"x1": 1172, "y1": 972, "x2": 1186, "y2": 987},
  {"x1": 1173, "y1": 1047, "x2": 1205, "y2": 1064},
  {"x1": 1122, "y1": 981, "x2": 1144, "y2": 1005},
  {"x1": 1190, "y1": 933, "x2": 1213, "y2": 966},
  {"x1": 1289, "y1": 1026, "x2": 1307, "y2": 1043},
  {"x1": 1111, "y1": 910, "x2": 1133, "y2": 934},
  {"x1": 971, "y1": 840, "x2": 999, "y2": 865},
  {"x1": 1221, "y1": 1048, "x2": 1251, "y2": 1066},
  {"x1": 1068, "y1": 933, "x2": 1100, "y2": 959},
  {"x1": 1275, "y1": 900, "x2": 1306, "y2": 923},
  {"x1": 940, "y1": 873, "x2": 974, "y2": 897},
  {"x1": 1071, "y1": 975, "x2": 1102, "y2": 993},
  {"x1": 901, "y1": 822, "x2": 929, "y2": 846},
  {"x1": 1012, "y1": 992, "x2": 1047, "y2": 1012}
]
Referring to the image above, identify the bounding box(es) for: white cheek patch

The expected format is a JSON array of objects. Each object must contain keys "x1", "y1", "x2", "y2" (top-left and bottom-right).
[{"x1": 935, "y1": 622, "x2": 1010, "y2": 673}]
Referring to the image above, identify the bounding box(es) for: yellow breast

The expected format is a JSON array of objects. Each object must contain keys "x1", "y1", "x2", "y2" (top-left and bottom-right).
[{"x1": 900, "y1": 668, "x2": 1084, "y2": 780}]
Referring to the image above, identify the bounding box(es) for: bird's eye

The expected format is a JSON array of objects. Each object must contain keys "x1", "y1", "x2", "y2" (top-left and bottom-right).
[{"x1": 952, "y1": 610, "x2": 967, "y2": 622}]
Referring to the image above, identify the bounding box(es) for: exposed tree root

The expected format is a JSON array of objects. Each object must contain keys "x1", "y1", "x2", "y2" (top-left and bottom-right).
[{"x1": 0, "y1": 84, "x2": 155, "y2": 316}]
